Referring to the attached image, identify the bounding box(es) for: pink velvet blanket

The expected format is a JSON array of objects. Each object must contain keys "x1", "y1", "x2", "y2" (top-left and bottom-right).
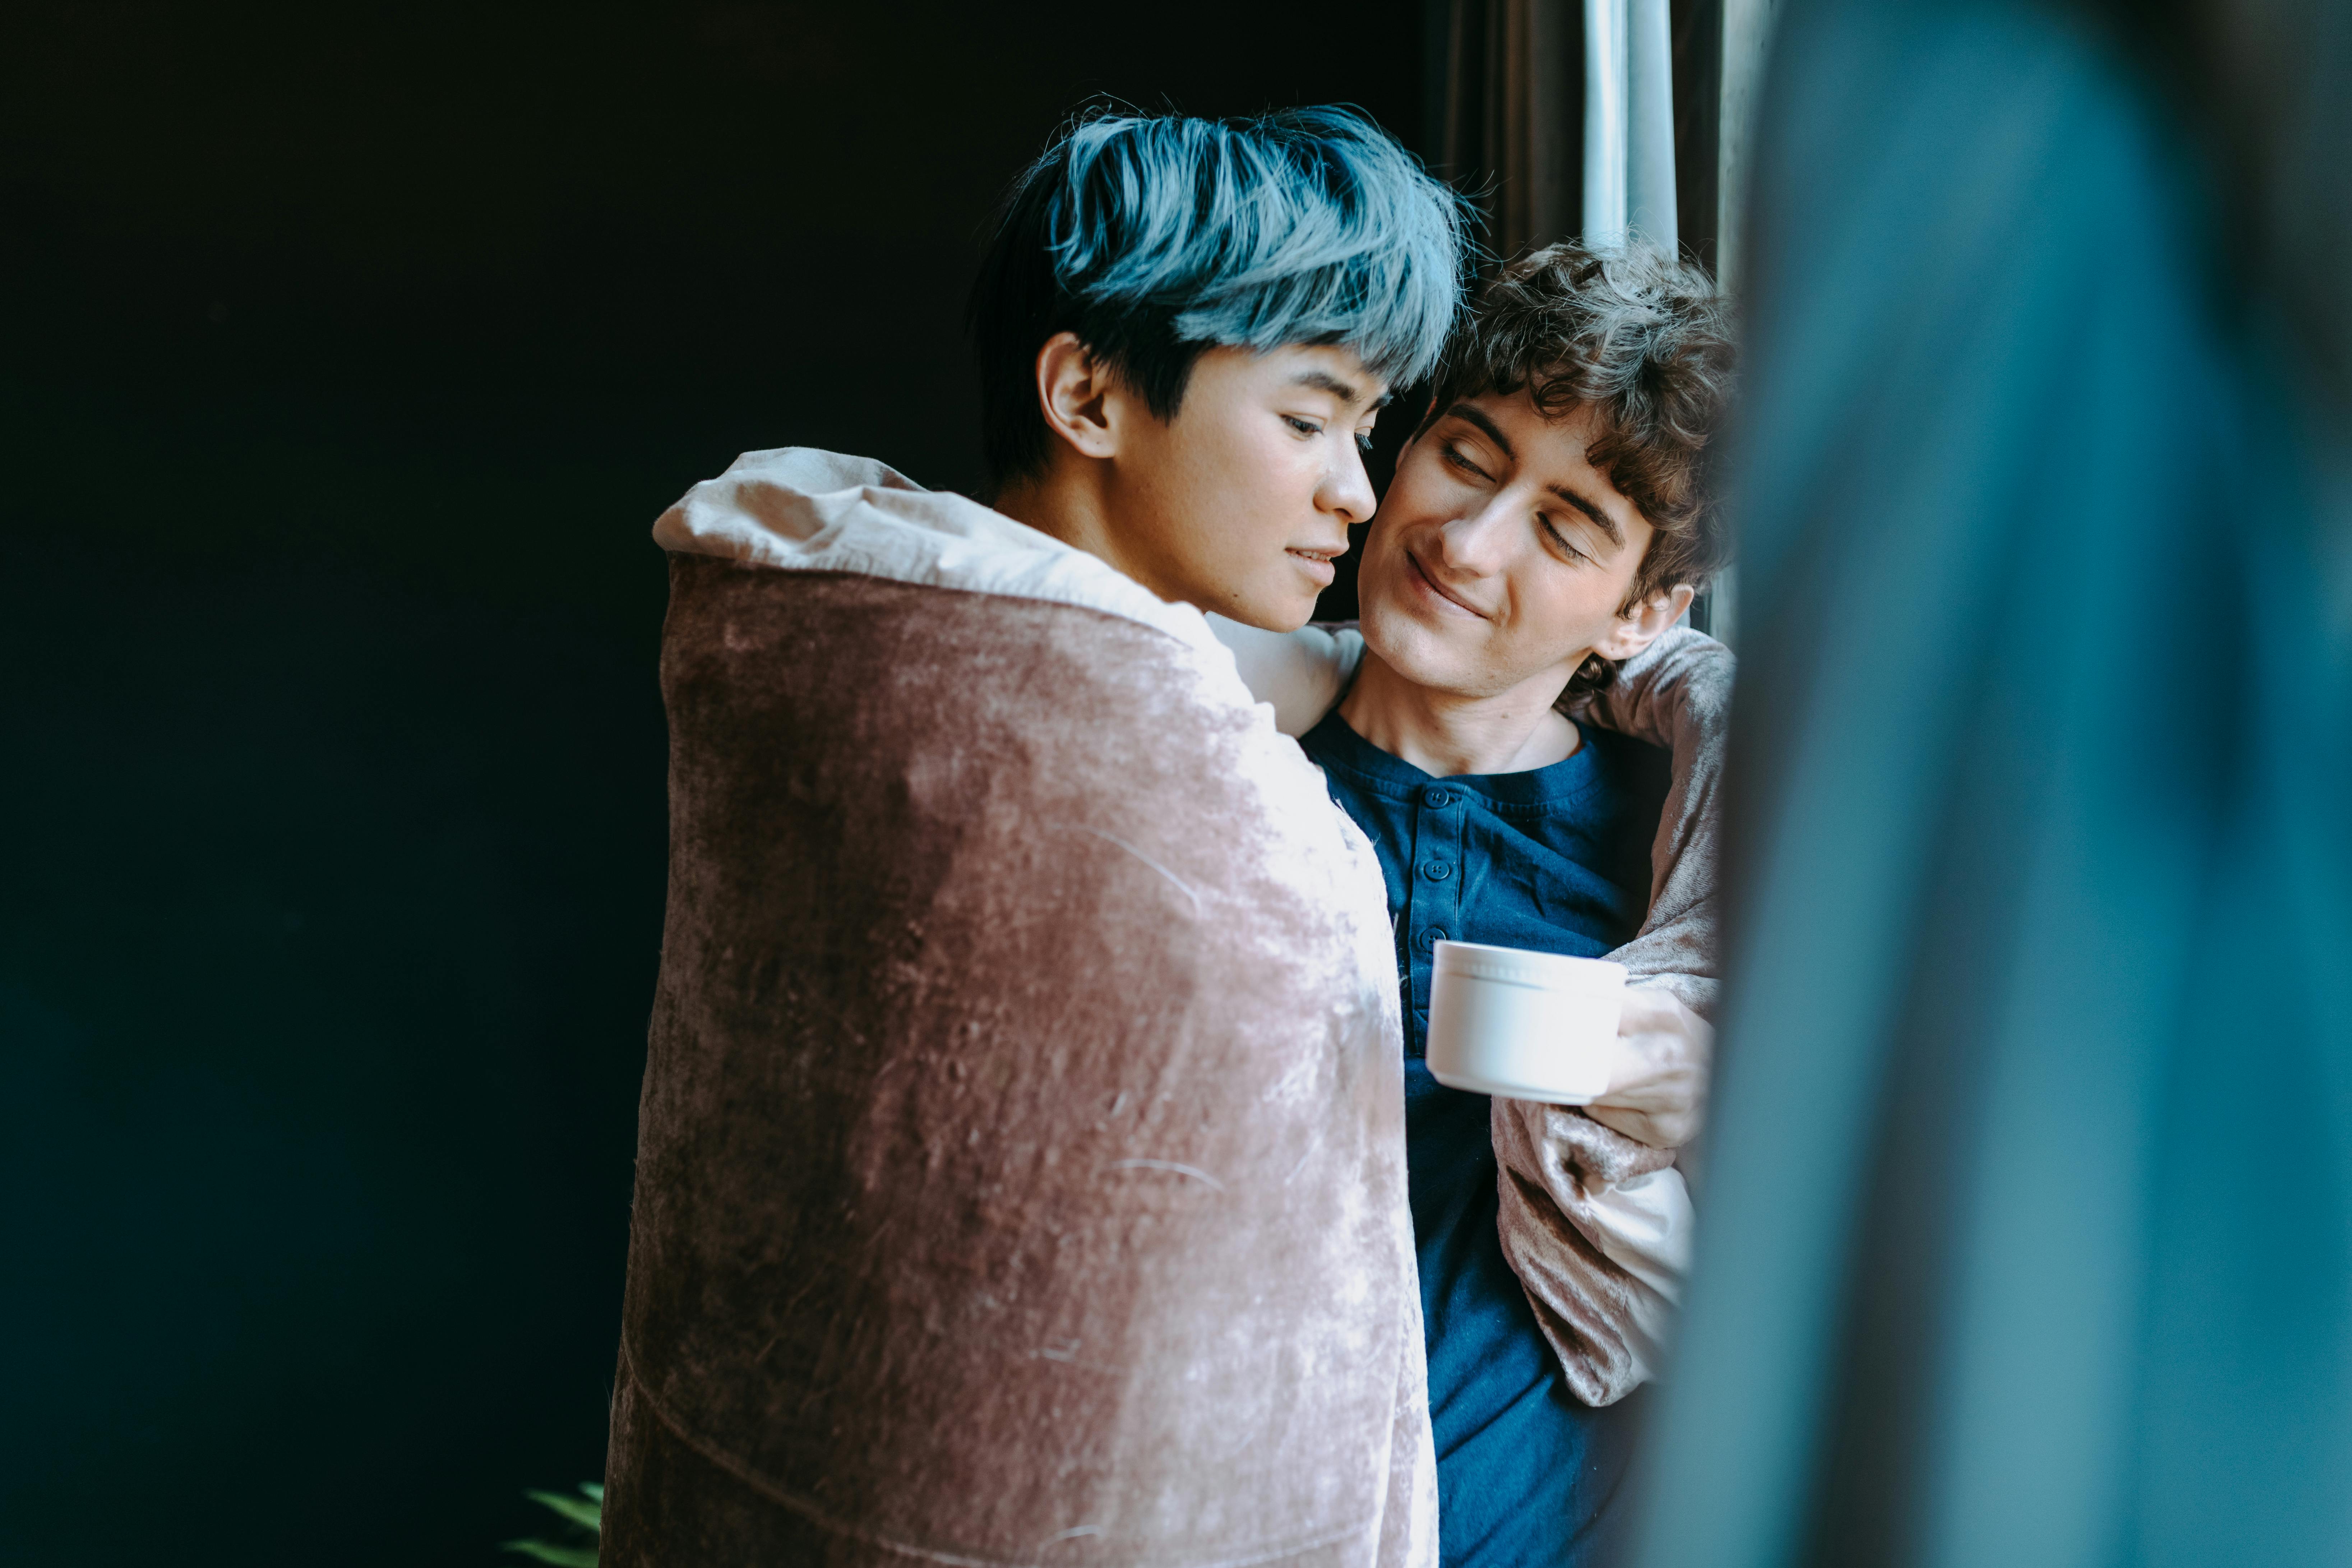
[{"x1": 601, "y1": 450, "x2": 1437, "y2": 1566}]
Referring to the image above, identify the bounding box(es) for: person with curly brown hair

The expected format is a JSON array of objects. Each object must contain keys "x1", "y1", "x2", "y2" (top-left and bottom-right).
[{"x1": 1216, "y1": 237, "x2": 1737, "y2": 1568}]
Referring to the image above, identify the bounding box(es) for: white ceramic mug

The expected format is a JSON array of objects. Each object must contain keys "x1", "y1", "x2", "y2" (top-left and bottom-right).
[{"x1": 1424, "y1": 939, "x2": 1625, "y2": 1104}]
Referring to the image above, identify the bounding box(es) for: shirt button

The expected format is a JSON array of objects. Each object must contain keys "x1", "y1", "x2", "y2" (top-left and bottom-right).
[
  {"x1": 1415, "y1": 926, "x2": 1448, "y2": 952},
  {"x1": 1421, "y1": 787, "x2": 1454, "y2": 809},
  {"x1": 1420, "y1": 860, "x2": 1452, "y2": 881}
]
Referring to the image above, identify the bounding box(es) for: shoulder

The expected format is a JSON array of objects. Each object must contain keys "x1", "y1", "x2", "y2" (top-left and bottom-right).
[
  {"x1": 1206, "y1": 615, "x2": 1365, "y2": 737},
  {"x1": 1574, "y1": 626, "x2": 1735, "y2": 749}
]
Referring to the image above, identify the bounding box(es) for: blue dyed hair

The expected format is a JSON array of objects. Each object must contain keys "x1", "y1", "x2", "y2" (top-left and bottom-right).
[{"x1": 969, "y1": 106, "x2": 1472, "y2": 488}]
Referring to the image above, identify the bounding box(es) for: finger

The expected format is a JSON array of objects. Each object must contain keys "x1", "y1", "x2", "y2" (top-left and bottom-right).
[{"x1": 1586, "y1": 1102, "x2": 1693, "y2": 1149}]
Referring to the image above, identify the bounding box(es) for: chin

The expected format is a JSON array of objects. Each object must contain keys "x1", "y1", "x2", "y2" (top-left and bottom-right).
[
  {"x1": 1359, "y1": 598, "x2": 1468, "y2": 688},
  {"x1": 1227, "y1": 595, "x2": 1318, "y2": 633},
  {"x1": 1212, "y1": 569, "x2": 1321, "y2": 632},
  {"x1": 1355, "y1": 588, "x2": 1422, "y2": 657}
]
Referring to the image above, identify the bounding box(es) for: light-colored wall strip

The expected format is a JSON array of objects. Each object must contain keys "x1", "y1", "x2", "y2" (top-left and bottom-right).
[
  {"x1": 1582, "y1": 0, "x2": 1629, "y2": 241},
  {"x1": 1709, "y1": 0, "x2": 1780, "y2": 648},
  {"x1": 1626, "y1": 0, "x2": 1678, "y2": 249}
]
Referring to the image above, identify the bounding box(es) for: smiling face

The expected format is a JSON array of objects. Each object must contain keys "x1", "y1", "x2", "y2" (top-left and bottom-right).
[
  {"x1": 1100, "y1": 342, "x2": 1385, "y2": 630},
  {"x1": 1357, "y1": 390, "x2": 1687, "y2": 704}
]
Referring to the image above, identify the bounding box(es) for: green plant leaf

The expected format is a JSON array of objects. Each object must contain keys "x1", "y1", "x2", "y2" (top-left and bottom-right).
[
  {"x1": 577, "y1": 1482, "x2": 604, "y2": 1504},
  {"x1": 500, "y1": 1539, "x2": 599, "y2": 1568},
  {"x1": 523, "y1": 1489, "x2": 605, "y2": 1532}
]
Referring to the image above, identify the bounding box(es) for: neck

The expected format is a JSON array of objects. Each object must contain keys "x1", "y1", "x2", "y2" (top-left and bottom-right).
[
  {"x1": 994, "y1": 462, "x2": 1146, "y2": 588},
  {"x1": 1337, "y1": 648, "x2": 1582, "y2": 777}
]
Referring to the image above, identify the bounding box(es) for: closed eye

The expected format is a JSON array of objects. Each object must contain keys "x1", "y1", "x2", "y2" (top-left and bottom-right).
[
  {"x1": 1539, "y1": 515, "x2": 1593, "y2": 564},
  {"x1": 1285, "y1": 416, "x2": 1323, "y2": 438},
  {"x1": 1441, "y1": 441, "x2": 1493, "y2": 482}
]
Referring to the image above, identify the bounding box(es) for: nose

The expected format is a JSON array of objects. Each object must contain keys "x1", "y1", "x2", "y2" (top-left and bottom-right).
[
  {"x1": 1431, "y1": 494, "x2": 1516, "y2": 576},
  {"x1": 1318, "y1": 436, "x2": 1378, "y2": 528}
]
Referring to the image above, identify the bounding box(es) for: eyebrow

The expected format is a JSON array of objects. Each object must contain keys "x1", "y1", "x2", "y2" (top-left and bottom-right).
[
  {"x1": 1443, "y1": 402, "x2": 1514, "y2": 459},
  {"x1": 1546, "y1": 482, "x2": 1624, "y2": 547},
  {"x1": 1290, "y1": 369, "x2": 1392, "y2": 408},
  {"x1": 1441, "y1": 402, "x2": 1625, "y2": 548}
]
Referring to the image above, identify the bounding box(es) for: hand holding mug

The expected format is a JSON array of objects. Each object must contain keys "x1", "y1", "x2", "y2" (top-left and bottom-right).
[
  {"x1": 1425, "y1": 940, "x2": 1711, "y2": 1151},
  {"x1": 1583, "y1": 987, "x2": 1711, "y2": 1150}
]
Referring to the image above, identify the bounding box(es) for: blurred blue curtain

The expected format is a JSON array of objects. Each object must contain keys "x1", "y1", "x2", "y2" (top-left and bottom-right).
[{"x1": 1631, "y1": 1, "x2": 2352, "y2": 1564}]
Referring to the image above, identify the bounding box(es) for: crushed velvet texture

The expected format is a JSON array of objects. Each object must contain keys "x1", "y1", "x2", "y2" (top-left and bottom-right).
[{"x1": 604, "y1": 556, "x2": 1434, "y2": 1566}]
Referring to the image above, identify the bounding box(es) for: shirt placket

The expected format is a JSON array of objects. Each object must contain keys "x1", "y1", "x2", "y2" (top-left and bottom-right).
[{"x1": 1404, "y1": 784, "x2": 1467, "y2": 1054}]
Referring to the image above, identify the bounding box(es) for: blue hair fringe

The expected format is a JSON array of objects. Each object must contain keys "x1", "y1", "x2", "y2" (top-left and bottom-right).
[{"x1": 1036, "y1": 107, "x2": 1471, "y2": 388}]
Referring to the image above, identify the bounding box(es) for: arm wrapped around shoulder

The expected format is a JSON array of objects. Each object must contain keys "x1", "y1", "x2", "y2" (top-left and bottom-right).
[
  {"x1": 1492, "y1": 625, "x2": 1734, "y2": 1404},
  {"x1": 1568, "y1": 625, "x2": 1733, "y2": 1012}
]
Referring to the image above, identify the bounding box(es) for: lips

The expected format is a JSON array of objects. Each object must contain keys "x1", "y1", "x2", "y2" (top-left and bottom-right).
[{"x1": 1287, "y1": 544, "x2": 1344, "y2": 586}]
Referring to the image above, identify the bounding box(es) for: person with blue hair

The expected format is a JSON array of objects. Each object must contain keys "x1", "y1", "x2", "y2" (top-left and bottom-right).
[
  {"x1": 970, "y1": 105, "x2": 1470, "y2": 628},
  {"x1": 599, "y1": 108, "x2": 1469, "y2": 1566}
]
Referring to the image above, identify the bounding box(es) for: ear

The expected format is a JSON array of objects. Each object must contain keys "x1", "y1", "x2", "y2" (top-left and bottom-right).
[
  {"x1": 1590, "y1": 582, "x2": 1697, "y2": 662},
  {"x1": 1033, "y1": 332, "x2": 1120, "y2": 462}
]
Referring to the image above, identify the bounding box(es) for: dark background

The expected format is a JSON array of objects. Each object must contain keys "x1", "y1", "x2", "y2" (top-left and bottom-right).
[{"x1": 0, "y1": 5, "x2": 1432, "y2": 1563}]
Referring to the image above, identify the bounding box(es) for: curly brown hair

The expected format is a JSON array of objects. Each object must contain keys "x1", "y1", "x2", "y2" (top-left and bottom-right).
[{"x1": 1419, "y1": 240, "x2": 1737, "y2": 689}]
